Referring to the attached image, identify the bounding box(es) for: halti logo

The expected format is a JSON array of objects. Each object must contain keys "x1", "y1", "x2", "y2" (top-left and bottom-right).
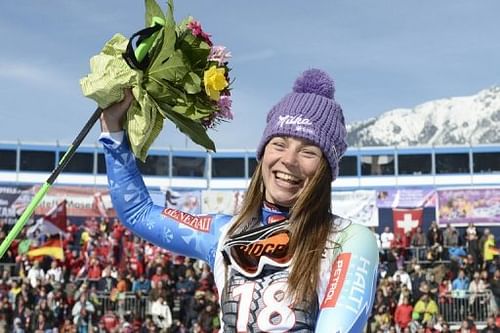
[
  {"x1": 277, "y1": 115, "x2": 312, "y2": 128},
  {"x1": 162, "y1": 208, "x2": 213, "y2": 232}
]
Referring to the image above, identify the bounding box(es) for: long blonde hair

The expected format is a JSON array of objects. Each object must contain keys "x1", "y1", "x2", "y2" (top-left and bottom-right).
[{"x1": 227, "y1": 156, "x2": 333, "y2": 303}]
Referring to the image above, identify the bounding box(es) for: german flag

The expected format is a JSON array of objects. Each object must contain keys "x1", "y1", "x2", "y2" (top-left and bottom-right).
[{"x1": 27, "y1": 238, "x2": 64, "y2": 261}]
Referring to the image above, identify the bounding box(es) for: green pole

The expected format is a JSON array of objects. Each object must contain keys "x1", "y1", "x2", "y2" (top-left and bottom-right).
[{"x1": 0, "y1": 107, "x2": 103, "y2": 258}]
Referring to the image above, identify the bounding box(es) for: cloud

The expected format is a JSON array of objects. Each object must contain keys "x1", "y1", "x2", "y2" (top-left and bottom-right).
[
  {"x1": 0, "y1": 60, "x2": 73, "y2": 92},
  {"x1": 232, "y1": 49, "x2": 276, "y2": 64}
]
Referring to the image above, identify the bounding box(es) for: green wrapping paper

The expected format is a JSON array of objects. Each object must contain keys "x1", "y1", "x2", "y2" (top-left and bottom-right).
[{"x1": 80, "y1": 0, "x2": 233, "y2": 161}]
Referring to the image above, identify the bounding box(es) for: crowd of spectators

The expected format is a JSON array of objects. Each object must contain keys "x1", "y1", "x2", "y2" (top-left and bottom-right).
[
  {"x1": 370, "y1": 222, "x2": 500, "y2": 332},
  {"x1": 0, "y1": 217, "x2": 221, "y2": 332},
  {"x1": 0, "y1": 217, "x2": 499, "y2": 333}
]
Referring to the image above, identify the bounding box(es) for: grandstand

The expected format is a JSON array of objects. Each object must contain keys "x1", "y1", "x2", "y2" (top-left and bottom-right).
[{"x1": 0, "y1": 140, "x2": 499, "y2": 331}]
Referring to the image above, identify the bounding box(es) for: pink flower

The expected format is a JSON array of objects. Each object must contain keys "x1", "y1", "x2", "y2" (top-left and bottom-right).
[
  {"x1": 208, "y1": 46, "x2": 232, "y2": 65},
  {"x1": 186, "y1": 20, "x2": 212, "y2": 46},
  {"x1": 217, "y1": 95, "x2": 233, "y2": 120}
]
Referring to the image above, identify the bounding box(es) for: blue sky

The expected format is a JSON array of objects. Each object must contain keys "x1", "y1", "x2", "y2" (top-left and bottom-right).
[{"x1": 1, "y1": 1, "x2": 499, "y2": 150}]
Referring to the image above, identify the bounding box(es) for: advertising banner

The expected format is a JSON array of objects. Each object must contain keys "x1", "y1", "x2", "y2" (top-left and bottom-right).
[
  {"x1": 202, "y1": 190, "x2": 246, "y2": 215},
  {"x1": 332, "y1": 190, "x2": 378, "y2": 227},
  {"x1": 150, "y1": 188, "x2": 202, "y2": 214},
  {"x1": 32, "y1": 185, "x2": 115, "y2": 218},
  {"x1": 377, "y1": 188, "x2": 436, "y2": 208},
  {"x1": 437, "y1": 188, "x2": 500, "y2": 226},
  {"x1": 0, "y1": 185, "x2": 34, "y2": 223}
]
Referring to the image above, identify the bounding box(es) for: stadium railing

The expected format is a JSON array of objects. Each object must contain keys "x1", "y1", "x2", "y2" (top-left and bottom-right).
[
  {"x1": 439, "y1": 290, "x2": 496, "y2": 325},
  {"x1": 94, "y1": 291, "x2": 150, "y2": 319}
]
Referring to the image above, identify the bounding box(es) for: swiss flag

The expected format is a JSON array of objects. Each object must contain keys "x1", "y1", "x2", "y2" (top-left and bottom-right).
[{"x1": 392, "y1": 208, "x2": 423, "y2": 238}]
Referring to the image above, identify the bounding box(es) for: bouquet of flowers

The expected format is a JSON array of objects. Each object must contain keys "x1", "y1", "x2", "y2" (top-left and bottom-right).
[{"x1": 80, "y1": 0, "x2": 233, "y2": 161}]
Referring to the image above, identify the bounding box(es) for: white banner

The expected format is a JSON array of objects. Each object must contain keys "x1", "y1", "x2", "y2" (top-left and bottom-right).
[
  {"x1": 201, "y1": 190, "x2": 246, "y2": 215},
  {"x1": 332, "y1": 190, "x2": 378, "y2": 227},
  {"x1": 151, "y1": 188, "x2": 202, "y2": 214}
]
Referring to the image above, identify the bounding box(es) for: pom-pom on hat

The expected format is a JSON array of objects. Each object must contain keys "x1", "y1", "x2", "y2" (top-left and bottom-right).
[{"x1": 256, "y1": 69, "x2": 347, "y2": 179}]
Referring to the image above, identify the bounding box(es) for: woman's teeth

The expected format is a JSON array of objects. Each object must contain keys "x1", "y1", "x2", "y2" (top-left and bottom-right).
[{"x1": 275, "y1": 171, "x2": 300, "y2": 184}]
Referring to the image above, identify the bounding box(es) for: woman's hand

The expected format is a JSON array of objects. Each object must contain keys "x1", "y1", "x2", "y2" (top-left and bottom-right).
[{"x1": 100, "y1": 89, "x2": 134, "y2": 132}]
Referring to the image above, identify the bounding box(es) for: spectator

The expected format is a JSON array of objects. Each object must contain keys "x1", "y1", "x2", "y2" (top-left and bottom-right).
[
  {"x1": 452, "y1": 270, "x2": 470, "y2": 292},
  {"x1": 197, "y1": 303, "x2": 220, "y2": 333},
  {"x1": 408, "y1": 312, "x2": 423, "y2": 332},
  {"x1": 481, "y1": 316, "x2": 498, "y2": 333},
  {"x1": 71, "y1": 293, "x2": 95, "y2": 332},
  {"x1": 12, "y1": 317, "x2": 25, "y2": 333},
  {"x1": 381, "y1": 227, "x2": 395, "y2": 257},
  {"x1": 470, "y1": 272, "x2": 494, "y2": 321},
  {"x1": 394, "y1": 295, "x2": 413, "y2": 331},
  {"x1": 443, "y1": 225, "x2": 459, "y2": 248},
  {"x1": 483, "y1": 234, "x2": 497, "y2": 273},
  {"x1": 490, "y1": 269, "x2": 500, "y2": 310},
  {"x1": 60, "y1": 318, "x2": 76, "y2": 332},
  {"x1": 478, "y1": 229, "x2": 491, "y2": 261},
  {"x1": 86, "y1": 257, "x2": 102, "y2": 286},
  {"x1": 139, "y1": 315, "x2": 157, "y2": 332},
  {"x1": 467, "y1": 227, "x2": 481, "y2": 268},
  {"x1": 99, "y1": 310, "x2": 120, "y2": 332},
  {"x1": 394, "y1": 267, "x2": 413, "y2": 294},
  {"x1": 466, "y1": 223, "x2": 477, "y2": 240},
  {"x1": 151, "y1": 266, "x2": 169, "y2": 289},
  {"x1": 33, "y1": 313, "x2": 53, "y2": 332},
  {"x1": 115, "y1": 271, "x2": 131, "y2": 293},
  {"x1": 96, "y1": 266, "x2": 117, "y2": 293},
  {"x1": 411, "y1": 227, "x2": 427, "y2": 260},
  {"x1": 427, "y1": 221, "x2": 443, "y2": 247},
  {"x1": 132, "y1": 273, "x2": 151, "y2": 295},
  {"x1": 27, "y1": 261, "x2": 45, "y2": 289},
  {"x1": 456, "y1": 319, "x2": 478, "y2": 333},
  {"x1": 46, "y1": 260, "x2": 63, "y2": 284},
  {"x1": 151, "y1": 295, "x2": 172, "y2": 332},
  {"x1": 413, "y1": 291, "x2": 438, "y2": 327}
]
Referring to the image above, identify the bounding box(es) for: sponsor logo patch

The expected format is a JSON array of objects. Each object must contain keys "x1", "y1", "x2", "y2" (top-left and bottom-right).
[
  {"x1": 321, "y1": 253, "x2": 351, "y2": 308},
  {"x1": 162, "y1": 208, "x2": 212, "y2": 232}
]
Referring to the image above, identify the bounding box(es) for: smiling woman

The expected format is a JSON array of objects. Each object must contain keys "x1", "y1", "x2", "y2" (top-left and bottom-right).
[
  {"x1": 261, "y1": 136, "x2": 323, "y2": 207},
  {"x1": 99, "y1": 68, "x2": 379, "y2": 332}
]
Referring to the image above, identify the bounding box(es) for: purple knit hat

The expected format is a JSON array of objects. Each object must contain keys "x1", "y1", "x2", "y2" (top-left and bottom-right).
[{"x1": 256, "y1": 69, "x2": 347, "y2": 179}]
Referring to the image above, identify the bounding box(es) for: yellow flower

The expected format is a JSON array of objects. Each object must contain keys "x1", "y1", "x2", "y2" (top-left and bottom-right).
[{"x1": 204, "y1": 65, "x2": 228, "y2": 100}]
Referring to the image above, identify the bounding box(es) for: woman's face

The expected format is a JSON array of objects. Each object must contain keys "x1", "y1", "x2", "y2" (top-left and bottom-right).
[{"x1": 262, "y1": 136, "x2": 322, "y2": 207}]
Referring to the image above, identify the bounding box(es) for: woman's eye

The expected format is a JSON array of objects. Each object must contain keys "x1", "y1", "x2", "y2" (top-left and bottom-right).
[
  {"x1": 272, "y1": 141, "x2": 285, "y2": 149},
  {"x1": 301, "y1": 149, "x2": 320, "y2": 157}
]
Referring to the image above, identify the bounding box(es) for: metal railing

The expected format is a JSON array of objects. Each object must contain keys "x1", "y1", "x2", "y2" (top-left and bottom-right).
[
  {"x1": 93, "y1": 291, "x2": 151, "y2": 319},
  {"x1": 439, "y1": 290, "x2": 496, "y2": 325}
]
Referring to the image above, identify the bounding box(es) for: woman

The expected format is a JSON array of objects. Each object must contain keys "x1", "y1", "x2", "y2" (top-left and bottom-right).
[{"x1": 99, "y1": 69, "x2": 379, "y2": 332}]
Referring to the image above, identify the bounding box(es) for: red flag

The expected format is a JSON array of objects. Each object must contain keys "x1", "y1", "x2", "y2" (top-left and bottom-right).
[
  {"x1": 392, "y1": 208, "x2": 423, "y2": 238},
  {"x1": 43, "y1": 200, "x2": 68, "y2": 233},
  {"x1": 28, "y1": 200, "x2": 68, "y2": 237}
]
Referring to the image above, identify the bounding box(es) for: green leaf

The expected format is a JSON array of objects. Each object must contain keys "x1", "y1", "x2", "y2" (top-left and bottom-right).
[
  {"x1": 149, "y1": 50, "x2": 189, "y2": 82},
  {"x1": 182, "y1": 72, "x2": 201, "y2": 94},
  {"x1": 145, "y1": 78, "x2": 177, "y2": 101},
  {"x1": 148, "y1": 0, "x2": 176, "y2": 72},
  {"x1": 171, "y1": 104, "x2": 189, "y2": 115},
  {"x1": 164, "y1": 110, "x2": 216, "y2": 151},
  {"x1": 145, "y1": 0, "x2": 164, "y2": 27}
]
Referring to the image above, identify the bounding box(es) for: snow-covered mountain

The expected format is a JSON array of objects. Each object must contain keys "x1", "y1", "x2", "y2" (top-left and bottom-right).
[{"x1": 347, "y1": 86, "x2": 500, "y2": 147}]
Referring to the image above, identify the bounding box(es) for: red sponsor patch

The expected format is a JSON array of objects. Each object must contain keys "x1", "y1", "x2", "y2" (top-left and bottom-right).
[
  {"x1": 162, "y1": 208, "x2": 213, "y2": 233},
  {"x1": 321, "y1": 253, "x2": 351, "y2": 309}
]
